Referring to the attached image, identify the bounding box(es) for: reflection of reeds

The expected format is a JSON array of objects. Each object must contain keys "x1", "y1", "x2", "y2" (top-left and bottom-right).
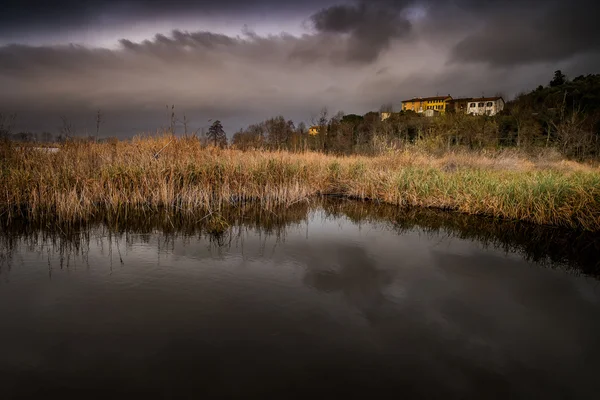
[
  {"x1": 2, "y1": 135, "x2": 600, "y2": 230},
  {"x1": 322, "y1": 199, "x2": 600, "y2": 276},
  {"x1": 1, "y1": 199, "x2": 598, "y2": 277},
  {"x1": 0, "y1": 201, "x2": 312, "y2": 274}
]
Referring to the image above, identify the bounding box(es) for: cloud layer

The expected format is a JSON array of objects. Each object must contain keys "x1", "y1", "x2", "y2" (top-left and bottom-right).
[
  {"x1": 0, "y1": 0, "x2": 599, "y2": 136},
  {"x1": 449, "y1": 0, "x2": 600, "y2": 66}
]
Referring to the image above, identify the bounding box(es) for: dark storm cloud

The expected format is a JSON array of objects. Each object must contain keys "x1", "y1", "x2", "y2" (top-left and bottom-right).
[
  {"x1": 310, "y1": 1, "x2": 412, "y2": 62},
  {"x1": 448, "y1": 0, "x2": 600, "y2": 66},
  {"x1": 0, "y1": 0, "x2": 599, "y2": 137},
  {"x1": 0, "y1": 0, "x2": 331, "y2": 36}
]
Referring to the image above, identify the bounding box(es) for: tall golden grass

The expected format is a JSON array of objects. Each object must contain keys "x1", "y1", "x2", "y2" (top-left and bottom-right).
[{"x1": 1, "y1": 135, "x2": 599, "y2": 230}]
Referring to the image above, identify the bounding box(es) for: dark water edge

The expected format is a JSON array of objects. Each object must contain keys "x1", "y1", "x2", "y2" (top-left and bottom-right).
[
  {"x1": 1, "y1": 199, "x2": 600, "y2": 399},
  {"x1": 3, "y1": 198, "x2": 600, "y2": 278}
]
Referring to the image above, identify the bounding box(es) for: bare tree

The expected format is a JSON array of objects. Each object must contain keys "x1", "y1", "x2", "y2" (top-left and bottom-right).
[
  {"x1": 40, "y1": 131, "x2": 54, "y2": 143},
  {"x1": 380, "y1": 103, "x2": 393, "y2": 113},
  {"x1": 510, "y1": 103, "x2": 527, "y2": 147},
  {"x1": 183, "y1": 113, "x2": 189, "y2": 136},
  {"x1": 264, "y1": 116, "x2": 293, "y2": 149},
  {"x1": 60, "y1": 115, "x2": 73, "y2": 139},
  {"x1": 550, "y1": 105, "x2": 591, "y2": 158},
  {"x1": 0, "y1": 112, "x2": 16, "y2": 140},
  {"x1": 166, "y1": 104, "x2": 176, "y2": 134},
  {"x1": 232, "y1": 124, "x2": 266, "y2": 150},
  {"x1": 296, "y1": 121, "x2": 308, "y2": 152},
  {"x1": 95, "y1": 110, "x2": 103, "y2": 142},
  {"x1": 318, "y1": 107, "x2": 329, "y2": 129},
  {"x1": 308, "y1": 107, "x2": 329, "y2": 152}
]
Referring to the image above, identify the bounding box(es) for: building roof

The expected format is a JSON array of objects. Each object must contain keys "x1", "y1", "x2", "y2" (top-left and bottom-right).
[
  {"x1": 448, "y1": 97, "x2": 473, "y2": 102},
  {"x1": 469, "y1": 96, "x2": 504, "y2": 102},
  {"x1": 402, "y1": 95, "x2": 452, "y2": 102}
]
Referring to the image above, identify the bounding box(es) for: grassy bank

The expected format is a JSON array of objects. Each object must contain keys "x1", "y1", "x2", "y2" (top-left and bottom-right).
[{"x1": 2, "y1": 135, "x2": 600, "y2": 230}]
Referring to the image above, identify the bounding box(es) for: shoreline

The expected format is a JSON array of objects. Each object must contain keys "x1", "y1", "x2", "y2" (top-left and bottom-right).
[{"x1": 2, "y1": 198, "x2": 600, "y2": 277}]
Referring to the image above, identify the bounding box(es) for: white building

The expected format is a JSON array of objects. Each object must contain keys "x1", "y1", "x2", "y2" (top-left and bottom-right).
[
  {"x1": 423, "y1": 109, "x2": 440, "y2": 118},
  {"x1": 466, "y1": 97, "x2": 505, "y2": 116}
]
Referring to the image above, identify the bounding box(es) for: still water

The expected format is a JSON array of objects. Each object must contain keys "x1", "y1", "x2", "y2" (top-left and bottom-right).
[{"x1": 1, "y1": 200, "x2": 600, "y2": 398}]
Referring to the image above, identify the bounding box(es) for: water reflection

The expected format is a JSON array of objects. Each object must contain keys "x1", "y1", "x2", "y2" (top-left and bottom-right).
[
  {"x1": 302, "y1": 243, "x2": 397, "y2": 326},
  {"x1": 1, "y1": 199, "x2": 600, "y2": 398},
  {"x1": 2, "y1": 198, "x2": 599, "y2": 277}
]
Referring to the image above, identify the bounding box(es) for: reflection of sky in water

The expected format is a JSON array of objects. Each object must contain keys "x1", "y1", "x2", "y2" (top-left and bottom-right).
[{"x1": 1, "y1": 207, "x2": 600, "y2": 397}]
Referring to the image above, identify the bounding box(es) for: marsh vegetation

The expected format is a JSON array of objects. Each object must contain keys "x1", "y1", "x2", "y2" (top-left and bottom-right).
[{"x1": 1, "y1": 136, "x2": 599, "y2": 230}]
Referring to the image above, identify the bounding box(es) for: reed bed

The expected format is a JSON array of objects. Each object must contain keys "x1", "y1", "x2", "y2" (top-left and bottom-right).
[{"x1": 2, "y1": 135, "x2": 600, "y2": 230}]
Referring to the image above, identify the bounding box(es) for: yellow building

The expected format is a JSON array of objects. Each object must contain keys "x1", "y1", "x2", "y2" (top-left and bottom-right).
[
  {"x1": 402, "y1": 96, "x2": 453, "y2": 114},
  {"x1": 308, "y1": 126, "x2": 320, "y2": 136}
]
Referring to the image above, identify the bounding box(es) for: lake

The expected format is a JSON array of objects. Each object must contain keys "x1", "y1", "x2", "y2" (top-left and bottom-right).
[{"x1": 1, "y1": 199, "x2": 600, "y2": 398}]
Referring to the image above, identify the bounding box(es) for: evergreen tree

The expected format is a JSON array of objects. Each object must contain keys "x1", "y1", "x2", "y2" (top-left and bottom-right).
[
  {"x1": 550, "y1": 70, "x2": 566, "y2": 87},
  {"x1": 206, "y1": 120, "x2": 227, "y2": 148}
]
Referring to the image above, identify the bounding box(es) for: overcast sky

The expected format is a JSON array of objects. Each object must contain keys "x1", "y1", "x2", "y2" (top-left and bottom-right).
[{"x1": 1, "y1": 0, "x2": 599, "y2": 137}]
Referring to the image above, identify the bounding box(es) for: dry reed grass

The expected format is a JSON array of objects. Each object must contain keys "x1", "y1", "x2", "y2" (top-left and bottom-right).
[{"x1": 1, "y1": 135, "x2": 599, "y2": 230}]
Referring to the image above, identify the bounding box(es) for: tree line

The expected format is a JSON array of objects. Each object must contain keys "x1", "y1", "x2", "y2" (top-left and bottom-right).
[
  {"x1": 230, "y1": 71, "x2": 600, "y2": 159},
  {"x1": 2, "y1": 71, "x2": 599, "y2": 159}
]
